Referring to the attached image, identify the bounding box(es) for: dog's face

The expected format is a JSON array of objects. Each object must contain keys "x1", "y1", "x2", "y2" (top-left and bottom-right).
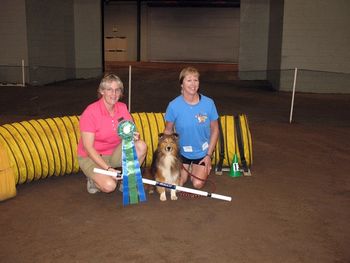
[{"x1": 157, "y1": 133, "x2": 179, "y2": 155}]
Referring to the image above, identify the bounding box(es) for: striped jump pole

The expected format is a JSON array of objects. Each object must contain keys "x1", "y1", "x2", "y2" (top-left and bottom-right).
[{"x1": 93, "y1": 168, "x2": 232, "y2": 202}]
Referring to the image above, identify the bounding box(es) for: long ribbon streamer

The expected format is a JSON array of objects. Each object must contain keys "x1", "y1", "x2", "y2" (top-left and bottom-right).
[{"x1": 118, "y1": 120, "x2": 146, "y2": 206}]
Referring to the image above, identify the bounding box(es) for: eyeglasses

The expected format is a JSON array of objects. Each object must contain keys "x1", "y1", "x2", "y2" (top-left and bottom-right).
[{"x1": 105, "y1": 88, "x2": 122, "y2": 93}]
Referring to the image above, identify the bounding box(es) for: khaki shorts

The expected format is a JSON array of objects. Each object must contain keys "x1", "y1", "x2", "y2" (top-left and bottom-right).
[{"x1": 78, "y1": 144, "x2": 122, "y2": 179}]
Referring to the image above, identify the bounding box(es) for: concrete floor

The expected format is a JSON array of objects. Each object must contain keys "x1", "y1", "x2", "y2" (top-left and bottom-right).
[{"x1": 0, "y1": 65, "x2": 349, "y2": 262}]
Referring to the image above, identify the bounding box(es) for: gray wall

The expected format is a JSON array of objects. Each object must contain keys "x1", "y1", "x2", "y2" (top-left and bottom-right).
[
  {"x1": 239, "y1": 0, "x2": 270, "y2": 79},
  {"x1": 147, "y1": 7, "x2": 240, "y2": 62},
  {"x1": 0, "y1": 0, "x2": 28, "y2": 83},
  {"x1": 104, "y1": 2, "x2": 240, "y2": 63},
  {"x1": 25, "y1": 0, "x2": 76, "y2": 84},
  {"x1": 281, "y1": 0, "x2": 350, "y2": 73},
  {"x1": 266, "y1": 0, "x2": 284, "y2": 89},
  {"x1": 239, "y1": 0, "x2": 350, "y2": 93},
  {"x1": 0, "y1": 0, "x2": 102, "y2": 85},
  {"x1": 1, "y1": 0, "x2": 349, "y2": 92},
  {"x1": 74, "y1": 0, "x2": 103, "y2": 78},
  {"x1": 279, "y1": 0, "x2": 350, "y2": 93}
]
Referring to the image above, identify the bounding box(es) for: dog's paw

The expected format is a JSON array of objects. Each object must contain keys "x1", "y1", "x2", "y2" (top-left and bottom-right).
[
  {"x1": 160, "y1": 192, "x2": 167, "y2": 201},
  {"x1": 170, "y1": 190, "x2": 177, "y2": 200},
  {"x1": 171, "y1": 194, "x2": 178, "y2": 201}
]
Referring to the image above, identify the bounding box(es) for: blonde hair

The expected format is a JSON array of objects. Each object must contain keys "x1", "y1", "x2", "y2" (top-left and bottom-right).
[
  {"x1": 97, "y1": 73, "x2": 124, "y2": 98},
  {"x1": 179, "y1": 67, "x2": 200, "y2": 85}
]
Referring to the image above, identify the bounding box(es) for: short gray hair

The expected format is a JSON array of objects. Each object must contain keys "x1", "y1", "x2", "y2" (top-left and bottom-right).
[{"x1": 97, "y1": 74, "x2": 124, "y2": 98}]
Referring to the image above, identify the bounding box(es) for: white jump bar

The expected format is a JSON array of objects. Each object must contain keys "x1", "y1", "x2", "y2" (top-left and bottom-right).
[{"x1": 93, "y1": 168, "x2": 232, "y2": 202}]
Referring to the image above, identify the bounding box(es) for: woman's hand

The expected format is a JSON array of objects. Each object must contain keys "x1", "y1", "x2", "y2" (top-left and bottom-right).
[
  {"x1": 133, "y1": 132, "x2": 140, "y2": 141},
  {"x1": 106, "y1": 167, "x2": 122, "y2": 181},
  {"x1": 199, "y1": 155, "x2": 212, "y2": 175}
]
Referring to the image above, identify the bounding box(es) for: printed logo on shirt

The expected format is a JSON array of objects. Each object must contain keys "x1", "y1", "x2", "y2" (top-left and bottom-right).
[{"x1": 195, "y1": 113, "x2": 208, "y2": 123}]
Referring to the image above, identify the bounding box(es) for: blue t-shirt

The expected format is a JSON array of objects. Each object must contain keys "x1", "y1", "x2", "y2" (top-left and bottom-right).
[{"x1": 165, "y1": 94, "x2": 219, "y2": 159}]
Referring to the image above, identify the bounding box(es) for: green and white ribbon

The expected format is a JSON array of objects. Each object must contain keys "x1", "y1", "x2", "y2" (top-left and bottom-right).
[{"x1": 117, "y1": 120, "x2": 146, "y2": 205}]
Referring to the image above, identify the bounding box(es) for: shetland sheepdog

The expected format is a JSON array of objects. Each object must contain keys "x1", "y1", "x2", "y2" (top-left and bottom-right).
[{"x1": 151, "y1": 133, "x2": 182, "y2": 201}]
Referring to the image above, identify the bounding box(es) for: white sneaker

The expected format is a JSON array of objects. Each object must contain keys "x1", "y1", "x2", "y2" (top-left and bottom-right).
[
  {"x1": 87, "y1": 178, "x2": 100, "y2": 194},
  {"x1": 118, "y1": 181, "x2": 123, "y2": 192}
]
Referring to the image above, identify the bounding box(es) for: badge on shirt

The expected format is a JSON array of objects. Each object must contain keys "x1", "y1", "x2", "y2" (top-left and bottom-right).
[
  {"x1": 202, "y1": 142, "x2": 209, "y2": 151},
  {"x1": 183, "y1": 146, "x2": 193, "y2": 152}
]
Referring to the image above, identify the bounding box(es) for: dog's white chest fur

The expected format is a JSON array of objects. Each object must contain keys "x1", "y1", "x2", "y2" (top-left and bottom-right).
[{"x1": 159, "y1": 154, "x2": 179, "y2": 184}]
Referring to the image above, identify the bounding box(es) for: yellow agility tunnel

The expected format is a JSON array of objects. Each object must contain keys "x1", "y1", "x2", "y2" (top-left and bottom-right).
[{"x1": 0, "y1": 113, "x2": 252, "y2": 201}]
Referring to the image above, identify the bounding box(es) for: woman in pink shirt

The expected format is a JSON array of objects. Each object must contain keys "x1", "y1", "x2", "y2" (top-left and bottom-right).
[{"x1": 77, "y1": 74, "x2": 147, "y2": 194}]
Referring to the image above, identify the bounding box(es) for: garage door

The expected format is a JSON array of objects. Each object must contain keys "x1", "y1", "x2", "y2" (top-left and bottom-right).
[{"x1": 148, "y1": 7, "x2": 240, "y2": 63}]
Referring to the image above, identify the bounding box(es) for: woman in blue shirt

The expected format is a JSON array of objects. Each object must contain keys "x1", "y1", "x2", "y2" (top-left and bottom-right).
[{"x1": 164, "y1": 67, "x2": 219, "y2": 189}]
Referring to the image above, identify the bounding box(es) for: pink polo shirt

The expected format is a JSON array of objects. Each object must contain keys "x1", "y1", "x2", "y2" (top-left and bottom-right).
[{"x1": 77, "y1": 98, "x2": 132, "y2": 157}]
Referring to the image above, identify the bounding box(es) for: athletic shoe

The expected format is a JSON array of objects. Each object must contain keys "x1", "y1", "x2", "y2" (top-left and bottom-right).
[
  {"x1": 87, "y1": 178, "x2": 100, "y2": 194},
  {"x1": 118, "y1": 181, "x2": 123, "y2": 192}
]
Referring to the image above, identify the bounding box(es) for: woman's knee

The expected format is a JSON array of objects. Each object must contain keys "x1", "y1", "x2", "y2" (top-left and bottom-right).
[
  {"x1": 98, "y1": 178, "x2": 117, "y2": 193},
  {"x1": 192, "y1": 180, "x2": 205, "y2": 189}
]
